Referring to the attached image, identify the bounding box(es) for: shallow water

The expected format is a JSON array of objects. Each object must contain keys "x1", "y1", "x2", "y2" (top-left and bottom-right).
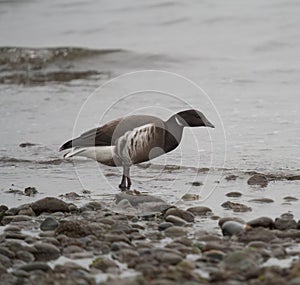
[{"x1": 0, "y1": 0, "x2": 299, "y2": 222}]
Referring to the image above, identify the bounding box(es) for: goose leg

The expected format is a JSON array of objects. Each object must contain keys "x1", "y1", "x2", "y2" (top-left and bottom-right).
[
  {"x1": 119, "y1": 174, "x2": 127, "y2": 191},
  {"x1": 119, "y1": 165, "x2": 131, "y2": 191}
]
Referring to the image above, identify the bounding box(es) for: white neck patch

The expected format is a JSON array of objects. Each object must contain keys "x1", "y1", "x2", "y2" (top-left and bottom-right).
[{"x1": 175, "y1": 116, "x2": 184, "y2": 127}]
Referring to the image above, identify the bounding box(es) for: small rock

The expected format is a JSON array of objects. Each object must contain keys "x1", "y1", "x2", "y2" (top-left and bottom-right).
[
  {"x1": 113, "y1": 249, "x2": 139, "y2": 264},
  {"x1": 33, "y1": 242, "x2": 60, "y2": 261},
  {"x1": 104, "y1": 233, "x2": 130, "y2": 244},
  {"x1": 19, "y1": 142, "x2": 37, "y2": 148},
  {"x1": 247, "y1": 174, "x2": 268, "y2": 187},
  {"x1": 40, "y1": 217, "x2": 59, "y2": 231},
  {"x1": 18, "y1": 262, "x2": 51, "y2": 272},
  {"x1": 187, "y1": 206, "x2": 212, "y2": 216},
  {"x1": 204, "y1": 249, "x2": 226, "y2": 261},
  {"x1": 221, "y1": 221, "x2": 248, "y2": 236},
  {"x1": 24, "y1": 187, "x2": 38, "y2": 196},
  {"x1": 164, "y1": 226, "x2": 187, "y2": 238},
  {"x1": 0, "y1": 205, "x2": 8, "y2": 213},
  {"x1": 0, "y1": 263, "x2": 6, "y2": 275},
  {"x1": 222, "y1": 249, "x2": 261, "y2": 273},
  {"x1": 80, "y1": 201, "x2": 103, "y2": 211},
  {"x1": 18, "y1": 207, "x2": 36, "y2": 216},
  {"x1": 247, "y1": 217, "x2": 274, "y2": 229},
  {"x1": 291, "y1": 259, "x2": 300, "y2": 278},
  {"x1": 12, "y1": 269, "x2": 30, "y2": 278},
  {"x1": 63, "y1": 245, "x2": 84, "y2": 256},
  {"x1": 189, "y1": 181, "x2": 203, "y2": 186},
  {"x1": 0, "y1": 247, "x2": 15, "y2": 259},
  {"x1": 0, "y1": 253, "x2": 12, "y2": 268},
  {"x1": 221, "y1": 201, "x2": 252, "y2": 212},
  {"x1": 59, "y1": 192, "x2": 82, "y2": 200},
  {"x1": 226, "y1": 192, "x2": 242, "y2": 197},
  {"x1": 218, "y1": 217, "x2": 246, "y2": 227},
  {"x1": 157, "y1": 252, "x2": 183, "y2": 265},
  {"x1": 115, "y1": 192, "x2": 165, "y2": 207},
  {"x1": 225, "y1": 175, "x2": 238, "y2": 181},
  {"x1": 249, "y1": 198, "x2": 274, "y2": 203},
  {"x1": 31, "y1": 197, "x2": 70, "y2": 215},
  {"x1": 55, "y1": 220, "x2": 93, "y2": 238},
  {"x1": 274, "y1": 214, "x2": 297, "y2": 230},
  {"x1": 165, "y1": 215, "x2": 187, "y2": 226},
  {"x1": 90, "y1": 257, "x2": 119, "y2": 272},
  {"x1": 247, "y1": 241, "x2": 269, "y2": 250},
  {"x1": 16, "y1": 250, "x2": 35, "y2": 263},
  {"x1": 181, "y1": 193, "x2": 199, "y2": 201},
  {"x1": 164, "y1": 208, "x2": 194, "y2": 222},
  {"x1": 237, "y1": 227, "x2": 276, "y2": 242},
  {"x1": 2, "y1": 215, "x2": 32, "y2": 225},
  {"x1": 158, "y1": 222, "x2": 174, "y2": 231},
  {"x1": 287, "y1": 175, "x2": 300, "y2": 181},
  {"x1": 283, "y1": 196, "x2": 298, "y2": 202}
]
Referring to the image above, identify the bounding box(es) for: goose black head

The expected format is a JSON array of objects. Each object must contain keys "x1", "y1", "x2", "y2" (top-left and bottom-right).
[{"x1": 175, "y1": 109, "x2": 215, "y2": 128}]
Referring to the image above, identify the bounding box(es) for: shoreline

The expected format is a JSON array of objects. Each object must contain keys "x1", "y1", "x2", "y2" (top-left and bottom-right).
[{"x1": 0, "y1": 191, "x2": 300, "y2": 285}]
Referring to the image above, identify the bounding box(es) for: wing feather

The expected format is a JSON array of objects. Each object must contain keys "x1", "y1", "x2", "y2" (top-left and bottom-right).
[{"x1": 60, "y1": 115, "x2": 163, "y2": 150}]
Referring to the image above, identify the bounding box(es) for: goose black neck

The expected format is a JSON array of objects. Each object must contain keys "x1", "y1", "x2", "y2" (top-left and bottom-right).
[{"x1": 164, "y1": 115, "x2": 184, "y2": 153}]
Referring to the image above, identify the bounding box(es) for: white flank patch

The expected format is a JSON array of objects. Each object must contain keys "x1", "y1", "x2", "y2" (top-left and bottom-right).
[{"x1": 64, "y1": 146, "x2": 115, "y2": 163}]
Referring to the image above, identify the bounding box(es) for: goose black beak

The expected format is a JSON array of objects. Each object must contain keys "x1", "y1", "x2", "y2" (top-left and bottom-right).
[{"x1": 205, "y1": 121, "x2": 215, "y2": 128}]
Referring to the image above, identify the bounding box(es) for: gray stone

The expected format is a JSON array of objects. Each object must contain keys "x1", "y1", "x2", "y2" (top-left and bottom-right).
[
  {"x1": 221, "y1": 221, "x2": 247, "y2": 236},
  {"x1": 0, "y1": 253, "x2": 12, "y2": 268},
  {"x1": 16, "y1": 250, "x2": 35, "y2": 263},
  {"x1": 55, "y1": 220, "x2": 93, "y2": 238},
  {"x1": 165, "y1": 215, "x2": 187, "y2": 226},
  {"x1": 164, "y1": 208, "x2": 194, "y2": 222},
  {"x1": 249, "y1": 198, "x2": 274, "y2": 203},
  {"x1": 222, "y1": 249, "x2": 261, "y2": 272},
  {"x1": 158, "y1": 222, "x2": 174, "y2": 231},
  {"x1": 157, "y1": 252, "x2": 183, "y2": 265},
  {"x1": 12, "y1": 269, "x2": 30, "y2": 278},
  {"x1": 247, "y1": 174, "x2": 268, "y2": 187},
  {"x1": 283, "y1": 196, "x2": 298, "y2": 202},
  {"x1": 181, "y1": 194, "x2": 199, "y2": 201},
  {"x1": 218, "y1": 216, "x2": 246, "y2": 227},
  {"x1": 80, "y1": 201, "x2": 103, "y2": 211},
  {"x1": 90, "y1": 257, "x2": 119, "y2": 272},
  {"x1": 24, "y1": 187, "x2": 38, "y2": 196},
  {"x1": 0, "y1": 247, "x2": 15, "y2": 259},
  {"x1": 237, "y1": 227, "x2": 276, "y2": 243},
  {"x1": 221, "y1": 201, "x2": 252, "y2": 212},
  {"x1": 63, "y1": 245, "x2": 84, "y2": 256},
  {"x1": 274, "y1": 215, "x2": 297, "y2": 230},
  {"x1": 33, "y1": 242, "x2": 60, "y2": 261},
  {"x1": 247, "y1": 217, "x2": 274, "y2": 229},
  {"x1": 164, "y1": 226, "x2": 187, "y2": 238},
  {"x1": 204, "y1": 249, "x2": 226, "y2": 261},
  {"x1": 18, "y1": 206, "x2": 36, "y2": 216},
  {"x1": 2, "y1": 215, "x2": 32, "y2": 225},
  {"x1": 187, "y1": 206, "x2": 212, "y2": 216},
  {"x1": 113, "y1": 248, "x2": 139, "y2": 264},
  {"x1": 226, "y1": 192, "x2": 242, "y2": 197},
  {"x1": 40, "y1": 217, "x2": 59, "y2": 231},
  {"x1": 115, "y1": 192, "x2": 165, "y2": 207},
  {"x1": 104, "y1": 233, "x2": 130, "y2": 244},
  {"x1": 31, "y1": 197, "x2": 70, "y2": 215},
  {"x1": 18, "y1": 262, "x2": 51, "y2": 272}
]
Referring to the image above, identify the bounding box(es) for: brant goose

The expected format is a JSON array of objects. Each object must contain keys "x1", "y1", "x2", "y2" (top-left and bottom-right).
[{"x1": 60, "y1": 109, "x2": 214, "y2": 190}]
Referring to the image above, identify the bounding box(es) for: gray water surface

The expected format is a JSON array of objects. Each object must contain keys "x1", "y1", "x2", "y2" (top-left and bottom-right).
[{"x1": 0, "y1": 0, "x2": 299, "y2": 220}]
